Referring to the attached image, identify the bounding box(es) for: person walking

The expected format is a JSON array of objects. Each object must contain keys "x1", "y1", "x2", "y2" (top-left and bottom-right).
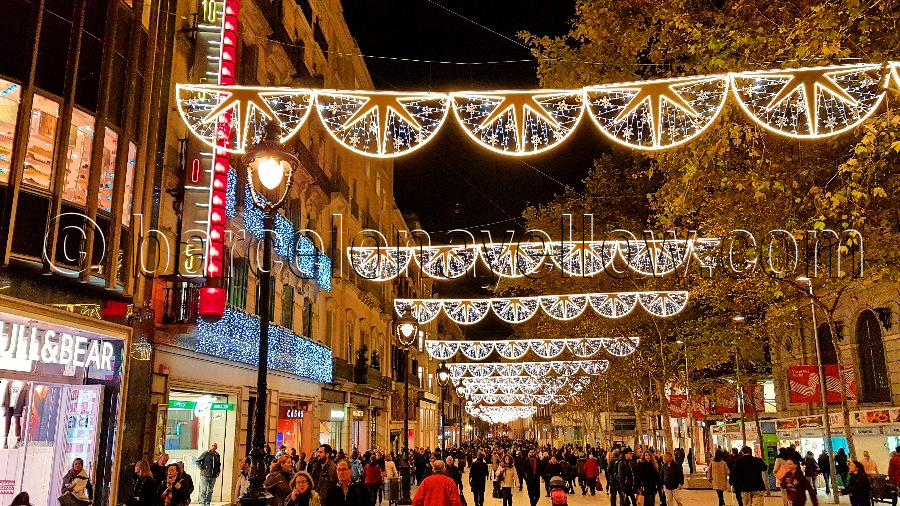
[
  {"x1": 731, "y1": 446, "x2": 769, "y2": 506},
  {"x1": 861, "y1": 451, "x2": 880, "y2": 475},
  {"x1": 835, "y1": 449, "x2": 850, "y2": 487},
  {"x1": 661, "y1": 452, "x2": 684, "y2": 506},
  {"x1": 775, "y1": 459, "x2": 818, "y2": 506},
  {"x1": 411, "y1": 460, "x2": 462, "y2": 506},
  {"x1": 607, "y1": 449, "x2": 621, "y2": 506},
  {"x1": 497, "y1": 455, "x2": 519, "y2": 506},
  {"x1": 841, "y1": 461, "x2": 872, "y2": 506},
  {"x1": 583, "y1": 453, "x2": 601, "y2": 496},
  {"x1": 129, "y1": 461, "x2": 158, "y2": 506},
  {"x1": 363, "y1": 456, "x2": 383, "y2": 506},
  {"x1": 285, "y1": 472, "x2": 321, "y2": 506},
  {"x1": 618, "y1": 448, "x2": 638, "y2": 506},
  {"x1": 491, "y1": 452, "x2": 501, "y2": 480},
  {"x1": 635, "y1": 450, "x2": 661, "y2": 506},
  {"x1": 196, "y1": 443, "x2": 222, "y2": 506},
  {"x1": 445, "y1": 455, "x2": 466, "y2": 506},
  {"x1": 707, "y1": 450, "x2": 730, "y2": 506},
  {"x1": 686, "y1": 449, "x2": 695, "y2": 475},
  {"x1": 523, "y1": 450, "x2": 543, "y2": 506},
  {"x1": 313, "y1": 445, "x2": 339, "y2": 505},
  {"x1": 326, "y1": 460, "x2": 370, "y2": 506},
  {"x1": 468, "y1": 452, "x2": 489, "y2": 506},
  {"x1": 265, "y1": 456, "x2": 296, "y2": 506},
  {"x1": 802, "y1": 451, "x2": 818, "y2": 491},
  {"x1": 818, "y1": 450, "x2": 831, "y2": 494},
  {"x1": 235, "y1": 458, "x2": 251, "y2": 499}
]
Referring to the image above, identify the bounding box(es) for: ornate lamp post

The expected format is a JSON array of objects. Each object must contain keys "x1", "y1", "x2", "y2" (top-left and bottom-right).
[
  {"x1": 239, "y1": 123, "x2": 298, "y2": 506},
  {"x1": 395, "y1": 307, "x2": 419, "y2": 505},
  {"x1": 436, "y1": 363, "x2": 450, "y2": 451}
]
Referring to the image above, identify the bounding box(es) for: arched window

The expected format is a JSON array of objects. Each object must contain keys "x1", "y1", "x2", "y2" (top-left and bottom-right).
[
  {"x1": 857, "y1": 310, "x2": 891, "y2": 403},
  {"x1": 816, "y1": 323, "x2": 838, "y2": 365}
]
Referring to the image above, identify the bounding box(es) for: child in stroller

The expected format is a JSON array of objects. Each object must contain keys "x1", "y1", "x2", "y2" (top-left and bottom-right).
[{"x1": 549, "y1": 476, "x2": 568, "y2": 505}]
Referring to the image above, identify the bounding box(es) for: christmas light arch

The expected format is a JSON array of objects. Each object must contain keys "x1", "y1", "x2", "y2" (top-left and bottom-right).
[
  {"x1": 176, "y1": 62, "x2": 897, "y2": 157},
  {"x1": 424, "y1": 336, "x2": 640, "y2": 360}
]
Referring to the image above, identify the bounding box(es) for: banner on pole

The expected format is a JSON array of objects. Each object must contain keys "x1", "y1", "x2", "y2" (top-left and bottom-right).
[{"x1": 669, "y1": 394, "x2": 688, "y2": 418}]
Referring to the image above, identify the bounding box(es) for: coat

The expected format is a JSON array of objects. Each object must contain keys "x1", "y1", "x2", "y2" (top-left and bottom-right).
[
  {"x1": 583, "y1": 457, "x2": 600, "y2": 479},
  {"x1": 284, "y1": 491, "x2": 321, "y2": 506},
  {"x1": 324, "y1": 483, "x2": 369, "y2": 506},
  {"x1": 635, "y1": 460, "x2": 660, "y2": 493},
  {"x1": 129, "y1": 475, "x2": 158, "y2": 506},
  {"x1": 411, "y1": 474, "x2": 462, "y2": 506},
  {"x1": 708, "y1": 461, "x2": 730, "y2": 491},
  {"x1": 498, "y1": 465, "x2": 519, "y2": 489},
  {"x1": 62, "y1": 469, "x2": 93, "y2": 503},
  {"x1": 155, "y1": 478, "x2": 190, "y2": 506},
  {"x1": 661, "y1": 461, "x2": 684, "y2": 490},
  {"x1": 842, "y1": 472, "x2": 872, "y2": 506},
  {"x1": 384, "y1": 461, "x2": 399, "y2": 478},
  {"x1": 363, "y1": 463, "x2": 383, "y2": 485},
  {"x1": 468, "y1": 459, "x2": 489, "y2": 491}
]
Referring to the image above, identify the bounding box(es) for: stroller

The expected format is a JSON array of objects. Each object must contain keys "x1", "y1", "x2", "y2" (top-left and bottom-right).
[{"x1": 549, "y1": 476, "x2": 568, "y2": 505}]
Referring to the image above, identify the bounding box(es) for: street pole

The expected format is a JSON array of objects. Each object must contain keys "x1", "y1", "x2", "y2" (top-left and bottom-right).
[
  {"x1": 735, "y1": 349, "x2": 747, "y2": 445},
  {"x1": 241, "y1": 215, "x2": 274, "y2": 506},
  {"x1": 398, "y1": 346, "x2": 412, "y2": 505},
  {"x1": 807, "y1": 281, "x2": 840, "y2": 504},
  {"x1": 440, "y1": 384, "x2": 446, "y2": 453}
]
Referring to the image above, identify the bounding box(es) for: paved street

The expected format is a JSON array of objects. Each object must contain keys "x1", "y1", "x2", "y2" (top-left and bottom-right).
[{"x1": 408, "y1": 471, "x2": 841, "y2": 506}]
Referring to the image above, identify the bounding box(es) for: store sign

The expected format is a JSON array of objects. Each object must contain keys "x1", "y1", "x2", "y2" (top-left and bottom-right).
[
  {"x1": 0, "y1": 320, "x2": 115, "y2": 372},
  {"x1": 285, "y1": 409, "x2": 304, "y2": 419},
  {"x1": 168, "y1": 400, "x2": 233, "y2": 410},
  {"x1": 330, "y1": 410, "x2": 345, "y2": 420},
  {"x1": 351, "y1": 409, "x2": 364, "y2": 418}
]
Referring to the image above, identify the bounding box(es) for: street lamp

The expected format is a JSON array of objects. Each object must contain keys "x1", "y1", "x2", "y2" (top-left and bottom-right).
[
  {"x1": 437, "y1": 363, "x2": 451, "y2": 452},
  {"x1": 676, "y1": 339, "x2": 695, "y2": 467},
  {"x1": 395, "y1": 307, "x2": 418, "y2": 506},
  {"x1": 239, "y1": 123, "x2": 299, "y2": 506},
  {"x1": 798, "y1": 276, "x2": 840, "y2": 503}
]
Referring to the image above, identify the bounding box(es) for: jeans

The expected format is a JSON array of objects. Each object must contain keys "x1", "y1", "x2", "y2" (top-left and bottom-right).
[
  {"x1": 620, "y1": 490, "x2": 638, "y2": 506},
  {"x1": 502, "y1": 487, "x2": 513, "y2": 506},
  {"x1": 199, "y1": 475, "x2": 216, "y2": 505},
  {"x1": 821, "y1": 472, "x2": 830, "y2": 492},
  {"x1": 664, "y1": 488, "x2": 684, "y2": 506},
  {"x1": 586, "y1": 477, "x2": 597, "y2": 495},
  {"x1": 642, "y1": 489, "x2": 657, "y2": 506},
  {"x1": 367, "y1": 484, "x2": 380, "y2": 506}
]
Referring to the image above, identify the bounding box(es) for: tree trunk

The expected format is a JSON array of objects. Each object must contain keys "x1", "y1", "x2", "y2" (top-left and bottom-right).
[
  {"x1": 658, "y1": 380, "x2": 674, "y2": 452},
  {"x1": 828, "y1": 316, "x2": 857, "y2": 459},
  {"x1": 629, "y1": 388, "x2": 645, "y2": 449}
]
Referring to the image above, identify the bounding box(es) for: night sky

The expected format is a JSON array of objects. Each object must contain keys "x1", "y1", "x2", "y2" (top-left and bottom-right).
[{"x1": 343, "y1": 1, "x2": 609, "y2": 310}]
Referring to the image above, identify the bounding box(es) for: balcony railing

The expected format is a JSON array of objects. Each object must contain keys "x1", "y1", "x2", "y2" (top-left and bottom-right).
[{"x1": 161, "y1": 281, "x2": 199, "y2": 324}]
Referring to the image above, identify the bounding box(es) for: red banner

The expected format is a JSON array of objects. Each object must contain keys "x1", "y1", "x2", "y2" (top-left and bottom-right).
[
  {"x1": 714, "y1": 385, "x2": 739, "y2": 414},
  {"x1": 669, "y1": 394, "x2": 688, "y2": 418},
  {"x1": 691, "y1": 395, "x2": 709, "y2": 419},
  {"x1": 789, "y1": 364, "x2": 857, "y2": 404},
  {"x1": 743, "y1": 384, "x2": 765, "y2": 414}
]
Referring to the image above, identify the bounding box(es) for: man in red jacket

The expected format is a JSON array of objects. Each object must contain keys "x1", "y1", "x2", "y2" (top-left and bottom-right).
[
  {"x1": 583, "y1": 454, "x2": 601, "y2": 496},
  {"x1": 412, "y1": 460, "x2": 463, "y2": 506}
]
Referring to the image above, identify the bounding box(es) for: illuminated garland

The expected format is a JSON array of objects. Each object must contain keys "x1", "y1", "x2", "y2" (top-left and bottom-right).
[
  {"x1": 196, "y1": 306, "x2": 333, "y2": 383},
  {"x1": 447, "y1": 359, "x2": 609, "y2": 378},
  {"x1": 395, "y1": 291, "x2": 688, "y2": 325},
  {"x1": 347, "y1": 238, "x2": 719, "y2": 280},
  {"x1": 425, "y1": 336, "x2": 640, "y2": 360},
  {"x1": 467, "y1": 393, "x2": 570, "y2": 406},
  {"x1": 177, "y1": 63, "x2": 896, "y2": 157},
  {"x1": 465, "y1": 404, "x2": 538, "y2": 424},
  {"x1": 455, "y1": 375, "x2": 591, "y2": 395}
]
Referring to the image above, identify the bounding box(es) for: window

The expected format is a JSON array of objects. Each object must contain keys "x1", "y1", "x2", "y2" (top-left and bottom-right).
[
  {"x1": 325, "y1": 307, "x2": 333, "y2": 347},
  {"x1": 23, "y1": 95, "x2": 60, "y2": 190},
  {"x1": 98, "y1": 128, "x2": 117, "y2": 213},
  {"x1": 228, "y1": 257, "x2": 249, "y2": 309},
  {"x1": 0, "y1": 80, "x2": 22, "y2": 183},
  {"x1": 62, "y1": 109, "x2": 94, "y2": 205},
  {"x1": 346, "y1": 318, "x2": 355, "y2": 361},
  {"x1": 857, "y1": 310, "x2": 890, "y2": 403},
  {"x1": 281, "y1": 285, "x2": 294, "y2": 329},
  {"x1": 816, "y1": 323, "x2": 837, "y2": 365},
  {"x1": 303, "y1": 298, "x2": 313, "y2": 339},
  {"x1": 121, "y1": 143, "x2": 136, "y2": 226}
]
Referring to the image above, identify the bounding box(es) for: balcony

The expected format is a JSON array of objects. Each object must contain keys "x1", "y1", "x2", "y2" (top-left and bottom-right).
[
  {"x1": 333, "y1": 357, "x2": 354, "y2": 382},
  {"x1": 160, "y1": 280, "x2": 200, "y2": 325}
]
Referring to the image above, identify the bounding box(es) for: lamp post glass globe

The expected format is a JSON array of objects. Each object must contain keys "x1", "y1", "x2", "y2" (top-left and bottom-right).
[
  {"x1": 256, "y1": 156, "x2": 285, "y2": 190},
  {"x1": 395, "y1": 308, "x2": 418, "y2": 347}
]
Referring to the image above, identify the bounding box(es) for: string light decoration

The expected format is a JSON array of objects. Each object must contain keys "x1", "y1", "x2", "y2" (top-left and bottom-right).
[
  {"x1": 467, "y1": 393, "x2": 570, "y2": 405},
  {"x1": 348, "y1": 238, "x2": 718, "y2": 281},
  {"x1": 456, "y1": 375, "x2": 591, "y2": 395},
  {"x1": 424, "y1": 337, "x2": 641, "y2": 360},
  {"x1": 466, "y1": 405, "x2": 537, "y2": 424},
  {"x1": 451, "y1": 91, "x2": 584, "y2": 156},
  {"x1": 196, "y1": 306, "x2": 333, "y2": 383},
  {"x1": 730, "y1": 64, "x2": 884, "y2": 138},
  {"x1": 448, "y1": 360, "x2": 609, "y2": 378},
  {"x1": 177, "y1": 63, "x2": 895, "y2": 159},
  {"x1": 316, "y1": 92, "x2": 449, "y2": 157},
  {"x1": 394, "y1": 291, "x2": 688, "y2": 325},
  {"x1": 586, "y1": 75, "x2": 729, "y2": 150},
  {"x1": 176, "y1": 84, "x2": 313, "y2": 154},
  {"x1": 888, "y1": 62, "x2": 900, "y2": 90}
]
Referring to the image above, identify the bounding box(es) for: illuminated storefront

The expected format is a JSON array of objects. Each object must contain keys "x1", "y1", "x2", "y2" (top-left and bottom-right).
[{"x1": 0, "y1": 298, "x2": 128, "y2": 506}]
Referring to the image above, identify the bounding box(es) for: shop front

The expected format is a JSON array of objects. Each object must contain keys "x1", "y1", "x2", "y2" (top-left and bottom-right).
[
  {"x1": 0, "y1": 299, "x2": 128, "y2": 506},
  {"x1": 319, "y1": 403, "x2": 346, "y2": 452},
  {"x1": 277, "y1": 401, "x2": 308, "y2": 451},
  {"x1": 165, "y1": 391, "x2": 237, "y2": 505}
]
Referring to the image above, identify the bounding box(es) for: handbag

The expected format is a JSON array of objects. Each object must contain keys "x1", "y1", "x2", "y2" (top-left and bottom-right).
[{"x1": 59, "y1": 493, "x2": 89, "y2": 506}]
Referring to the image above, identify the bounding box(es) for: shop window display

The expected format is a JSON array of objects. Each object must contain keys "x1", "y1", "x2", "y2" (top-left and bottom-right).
[
  {"x1": 0, "y1": 79, "x2": 21, "y2": 184},
  {"x1": 62, "y1": 109, "x2": 94, "y2": 205},
  {"x1": 23, "y1": 95, "x2": 59, "y2": 190},
  {"x1": 166, "y1": 393, "x2": 235, "y2": 504},
  {"x1": 97, "y1": 128, "x2": 116, "y2": 213}
]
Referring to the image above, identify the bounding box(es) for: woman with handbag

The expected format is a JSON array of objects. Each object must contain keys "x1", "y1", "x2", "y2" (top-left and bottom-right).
[
  {"x1": 156, "y1": 464, "x2": 190, "y2": 506},
  {"x1": 60, "y1": 458, "x2": 92, "y2": 506},
  {"x1": 498, "y1": 455, "x2": 519, "y2": 506}
]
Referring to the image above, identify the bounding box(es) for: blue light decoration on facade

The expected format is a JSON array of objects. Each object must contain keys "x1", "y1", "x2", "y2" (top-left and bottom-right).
[
  {"x1": 238, "y1": 183, "x2": 331, "y2": 291},
  {"x1": 197, "y1": 306, "x2": 333, "y2": 383},
  {"x1": 226, "y1": 168, "x2": 237, "y2": 219}
]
